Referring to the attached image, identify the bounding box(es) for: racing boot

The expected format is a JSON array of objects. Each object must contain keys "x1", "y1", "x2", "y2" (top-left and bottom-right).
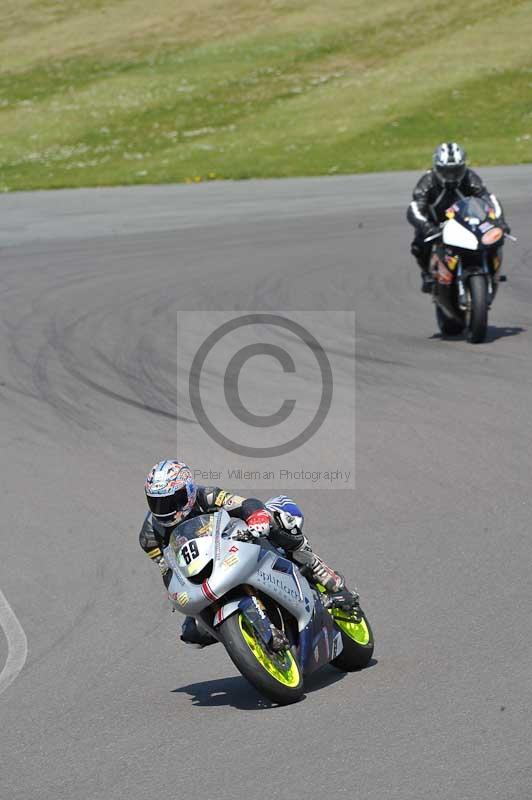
[
  {"x1": 420, "y1": 269, "x2": 434, "y2": 294},
  {"x1": 411, "y1": 240, "x2": 434, "y2": 294},
  {"x1": 417, "y1": 256, "x2": 434, "y2": 294},
  {"x1": 180, "y1": 616, "x2": 217, "y2": 649},
  {"x1": 291, "y1": 542, "x2": 359, "y2": 613}
]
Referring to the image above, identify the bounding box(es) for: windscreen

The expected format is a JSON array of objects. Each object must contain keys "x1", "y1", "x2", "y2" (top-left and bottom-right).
[
  {"x1": 456, "y1": 197, "x2": 489, "y2": 223},
  {"x1": 169, "y1": 514, "x2": 215, "y2": 551}
]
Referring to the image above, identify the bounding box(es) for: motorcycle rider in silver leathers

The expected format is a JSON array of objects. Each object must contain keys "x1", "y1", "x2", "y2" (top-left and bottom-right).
[{"x1": 140, "y1": 460, "x2": 358, "y2": 648}]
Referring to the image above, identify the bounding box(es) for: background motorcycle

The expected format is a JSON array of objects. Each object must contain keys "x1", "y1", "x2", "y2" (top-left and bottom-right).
[
  {"x1": 425, "y1": 196, "x2": 513, "y2": 343},
  {"x1": 164, "y1": 509, "x2": 374, "y2": 705}
]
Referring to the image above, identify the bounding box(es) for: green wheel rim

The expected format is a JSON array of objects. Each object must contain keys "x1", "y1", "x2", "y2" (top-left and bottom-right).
[
  {"x1": 332, "y1": 610, "x2": 371, "y2": 645},
  {"x1": 315, "y1": 583, "x2": 371, "y2": 646},
  {"x1": 238, "y1": 615, "x2": 301, "y2": 688}
]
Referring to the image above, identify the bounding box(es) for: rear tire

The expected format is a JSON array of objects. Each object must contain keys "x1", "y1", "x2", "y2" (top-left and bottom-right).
[
  {"x1": 435, "y1": 305, "x2": 464, "y2": 337},
  {"x1": 331, "y1": 608, "x2": 374, "y2": 672},
  {"x1": 219, "y1": 612, "x2": 304, "y2": 705},
  {"x1": 467, "y1": 275, "x2": 488, "y2": 343}
]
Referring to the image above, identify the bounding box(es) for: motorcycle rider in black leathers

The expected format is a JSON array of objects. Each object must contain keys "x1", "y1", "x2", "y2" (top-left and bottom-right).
[
  {"x1": 407, "y1": 142, "x2": 509, "y2": 293},
  {"x1": 140, "y1": 460, "x2": 358, "y2": 648}
]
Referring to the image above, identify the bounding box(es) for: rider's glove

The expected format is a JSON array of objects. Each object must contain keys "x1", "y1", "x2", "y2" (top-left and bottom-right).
[
  {"x1": 502, "y1": 221, "x2": 511, "y2": 234},
  {"x1": 154, "y1": 554, "x2": 172, "y2": 587},
  {"x1": 155, "y1": 555, "x2": 169, "y2": 576},
  {"x1": 423, "y1": 222, "x2": 440, "y2": 239},
  {"x1": 245, "y1": 509, "x2": 272, "y2": 537}
]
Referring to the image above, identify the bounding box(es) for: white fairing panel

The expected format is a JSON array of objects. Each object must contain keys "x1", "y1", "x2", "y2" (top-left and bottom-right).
[{"x1": 442, "y1": 219, "x2": 478, "y2": 250}]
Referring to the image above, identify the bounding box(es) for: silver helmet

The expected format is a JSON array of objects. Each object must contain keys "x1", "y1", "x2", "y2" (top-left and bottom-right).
[{"x1": 432, "y1": 142, "x2": 467, "y2": 187}]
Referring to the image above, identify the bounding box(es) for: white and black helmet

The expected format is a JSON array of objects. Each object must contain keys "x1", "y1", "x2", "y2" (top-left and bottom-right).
[{"x1": 432, "y1": 142, "x2": 467, "y2": 186}]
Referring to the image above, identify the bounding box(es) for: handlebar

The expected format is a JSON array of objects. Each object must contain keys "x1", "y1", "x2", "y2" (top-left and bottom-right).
[{"x1": 424, "y1": 231, "x2": 442, "y2": 243}]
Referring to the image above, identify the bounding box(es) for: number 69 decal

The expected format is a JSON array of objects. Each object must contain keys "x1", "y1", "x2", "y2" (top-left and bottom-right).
[{"x1": 179, "y1": 540, "x2": 199, "y2": 565}]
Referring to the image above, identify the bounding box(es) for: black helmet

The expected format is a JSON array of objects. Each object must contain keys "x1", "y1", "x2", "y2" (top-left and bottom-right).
[{"x1": 432, "y1": 142, "x2": 467, "y2": 187}]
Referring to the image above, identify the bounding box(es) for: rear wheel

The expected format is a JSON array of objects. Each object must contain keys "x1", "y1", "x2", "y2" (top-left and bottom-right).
[
  {"x1": 330, "y1": 607, "x2": 374, "y2": 672},
  {"x1": 467, "y1": 274, "x2": 488, "y2": 343},
  {"x1": 435, "y1": 304, "x2": 465, "y2": 336},
  {"x1": 219, "y1": 612, "x2": 304, "y2": 705}
]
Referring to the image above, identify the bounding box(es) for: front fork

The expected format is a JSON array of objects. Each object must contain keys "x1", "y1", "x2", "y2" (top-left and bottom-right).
[
  {"x1": 457, "y1": 253, "x2": 495, "y2": 311},
  {"x1": 210, "y1": 590, "x2": 286, "y2": 650},
  {"x1": 457, "y1": 259, "x2": 467, "y2": 311}
]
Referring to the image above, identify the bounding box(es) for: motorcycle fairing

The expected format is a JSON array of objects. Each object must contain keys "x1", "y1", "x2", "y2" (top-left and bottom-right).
[
  {"x1": 297, "y1": 590, "x2": 343, "y2": 674},
  {"x1": 442, "y1": 218, "x2": 478, "y2": 250},
  {"x1": 165, "y1": 509, "x2": 344, "y2": 672},
  {"x1": 165, "y1": 511, "x2": 313, "y2": 626},
  {"x1": 248, "y1": 550, "x2": 313, "y2": 631}
]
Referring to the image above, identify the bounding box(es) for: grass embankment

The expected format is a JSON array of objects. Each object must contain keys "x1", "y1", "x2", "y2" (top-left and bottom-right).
[{"x1": 1, "y1": 0, "x2": 531, "y2": 191}]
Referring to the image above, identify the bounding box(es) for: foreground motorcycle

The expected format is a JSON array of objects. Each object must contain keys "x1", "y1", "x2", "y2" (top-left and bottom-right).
[
  {"x1": 425, "y1": 196, "x2": 512, "y2": 343},
  {"x1": 164, "y1": 508, "x2": 374, "y2": 705}
]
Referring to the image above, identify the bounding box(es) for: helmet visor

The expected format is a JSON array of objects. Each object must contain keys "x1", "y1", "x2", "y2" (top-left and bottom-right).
[
  {"x1": 436, "y1": 163, "x2": 466, "y2": 185},
  {"x1": 146, "y1": 485, "x2": 189, "y2": 519}
]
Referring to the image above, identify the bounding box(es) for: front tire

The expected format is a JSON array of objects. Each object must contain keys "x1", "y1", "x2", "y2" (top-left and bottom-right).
[
  {"x1": 330, "y1": 608, "x2": 374, "y2": 672},
  {"x1": 435, "y1": 305, "x2": 465, "y2": 337},
  {"x1": 467, "y1": 274, "x2": 488, "y2": 343},
  {"x1": 219, "y1": 612, "x2": 304, "y2": 705}
]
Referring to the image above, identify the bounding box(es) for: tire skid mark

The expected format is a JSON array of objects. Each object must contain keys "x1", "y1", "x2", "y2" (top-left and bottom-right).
[
  {"x1": 0, "y1": 589, "x2": 28, "y2": 697},
  {"x1": 46, "y1": 305, "x2": 195, "y2": 424}
]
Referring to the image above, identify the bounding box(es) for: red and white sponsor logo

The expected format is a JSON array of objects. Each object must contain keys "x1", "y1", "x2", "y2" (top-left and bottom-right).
[
  {"x1": 246, "y1": 509, "x2": 271, "y2": 535},
  {"x1": 201, "y1": 579, "x2": 218, "y2": 603}
]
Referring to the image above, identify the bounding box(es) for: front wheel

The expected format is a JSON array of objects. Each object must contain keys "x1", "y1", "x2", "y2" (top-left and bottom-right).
[
  {"x1": 330, "y1": 607, "x2": 374, "y2": 672},
  {"x1": 467, "y1": 274, "x2": 488, "y2": 343},
  {"x1": 435, "y1": 304, "x2": 465, "y2": 337},
  {"x1": 219, "y1": 612, "x2": 304, "y2": 705}
]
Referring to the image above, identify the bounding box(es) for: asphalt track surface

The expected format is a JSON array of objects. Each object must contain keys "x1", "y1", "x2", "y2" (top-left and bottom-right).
[{"x1": 1, "y1": 167, "x2": 531, "y2": 800}]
